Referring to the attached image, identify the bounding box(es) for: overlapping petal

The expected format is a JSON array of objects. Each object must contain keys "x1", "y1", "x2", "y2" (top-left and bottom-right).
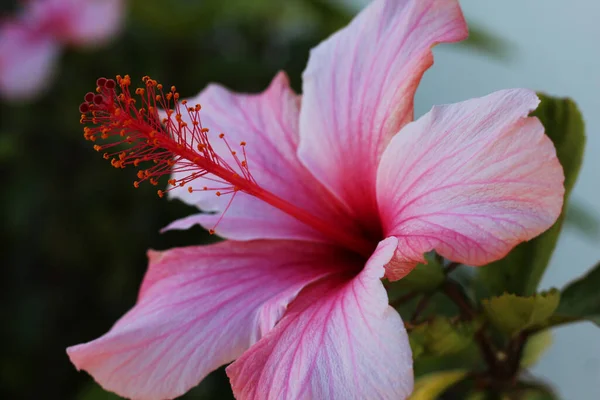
[
  {"x1": 298, "y1": 0, "x2": 467, "y2": 233},
  {"x1": 377, "y1": 89, "x2": 564, "y2": 280},
  {"x1": 165, "y1": 72, "x2": 358, "y2": 242},
  {"x1": 227, "y1": 237, "x2": 414, "y2": 400},
  {"x1": 67, "y1": 240, "x2": 350, "y2": 400}
]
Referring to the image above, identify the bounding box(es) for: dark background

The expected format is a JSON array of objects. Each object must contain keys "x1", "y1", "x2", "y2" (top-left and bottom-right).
[{"x1": 0, "y1": 1, "x2": 361, "y2": 398}]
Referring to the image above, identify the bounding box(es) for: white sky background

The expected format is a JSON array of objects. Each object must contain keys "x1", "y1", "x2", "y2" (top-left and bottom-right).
[{"x1": 344, "y1": 0, "x2": 600, "y2": 397}]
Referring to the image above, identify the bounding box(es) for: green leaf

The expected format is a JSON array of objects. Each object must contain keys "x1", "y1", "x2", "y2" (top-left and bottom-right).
[
  {"x1": 482, "y1": 290, "x2": 560, "y2": 336},
  {"x1": 519, "y1": 389, "x2": 558, "y2": 400},
  {"x1": 409, "y1": 317, "x2": 477, "y2": 357},
  {"x1": 458, "y1": 23, "x2": 516, "y2": 61},
  {"x1": 476, "y1": 94, "x2": 586, "y2": 297},
  {"x1": 77, "y1": 383, "x2": 121, "y2": 400},
  {"x1": 465, "y1": 392, "x2": 487, "y2": 400},
  {"x1": 393, "y1": 253, "x2": 445, "y2": 292},
  {"x1": 565, "y1": 200, "x2": 600, "y2": 238},
  {"x1": 409, "y1": 370, "x2": 468, "y2": 400},
  {"x1": 468, "y1": 382, "x2": 558, "y2": 400},
  {"x1": 413, "y1": 344, "x2": 483, "y2": 378},
  {"x1": 521, "y1": 331, "x2": 553, "y2": 368},
  {"x1": 552, "y1": 261, "x2": 600, "y2": 327}
]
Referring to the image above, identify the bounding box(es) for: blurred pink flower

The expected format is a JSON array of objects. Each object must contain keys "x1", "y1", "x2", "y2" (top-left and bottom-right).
[
  {"x1": 66, "y1": 0, "x2": 565, "y2": 399},
  {"x1": 0, "y1": 0, "x2": 123, "y2": 100}
]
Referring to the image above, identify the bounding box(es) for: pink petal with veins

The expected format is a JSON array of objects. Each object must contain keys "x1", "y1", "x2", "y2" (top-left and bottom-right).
[
  {"x1": 298, "y1": 0, "x2": 467, "y2": 234},
  {"x1": 377, "y1": 89, "x2": 564, "y2": 280},
  {"x1": 227, "y1": 237, "x2": 414, "y2": 400},
  {"x1": 67, "y1": 240, "x2": 347, "y2": 400},
  {"x1": 164, "y1": 72, "x2": 360, "y2": 242}
]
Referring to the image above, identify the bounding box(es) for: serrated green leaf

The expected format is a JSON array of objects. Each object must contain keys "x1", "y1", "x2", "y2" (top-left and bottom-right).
[
  {"x1": 521, "y1": 331, "x2": 553, "y2": 368},
  {"x1": 409, "y1": 370, "x2": 467, "y2": 400},
  {"x1": 552, "y1": 261, "x2": 600, "y2": 327},
  {"x1": 410, "y1": 318, "x2": 476, "y2": 357},
  {"x1": 482, "y1": 290, "x2": 560, "y2": 336},
  {"x1": 476, "y1": 94, "x2": 585, "y2": 297}
]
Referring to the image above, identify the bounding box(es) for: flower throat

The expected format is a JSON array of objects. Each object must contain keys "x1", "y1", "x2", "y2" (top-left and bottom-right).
[{"x1": 79, "y1": 75, "x2": 374, "y2": 257}]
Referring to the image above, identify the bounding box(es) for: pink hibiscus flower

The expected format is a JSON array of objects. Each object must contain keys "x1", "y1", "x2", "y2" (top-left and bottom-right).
[
  {"x1": 67, "y1": 0, "x2": 565, "y2": 399},
  {"x1": 0, "y1": 0, "x2": 123, "y2": 100}
]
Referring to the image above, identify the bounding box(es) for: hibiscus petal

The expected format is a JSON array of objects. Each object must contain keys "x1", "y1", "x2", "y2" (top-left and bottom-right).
[
  {"x1": 298, "y1": 0, "x2": 467, "y2": 233},
  {"x1": 165, "y1": 72, "x2": 357, "y2": 242},
  {"x1": 377, "y1": 89, "x2": 565, "y2": 280},
  {"x1": 227, "y1": 237, "x2": 414, "y2": 400},
  {"x1": 162, "y1": 209, "x2": 327, "y2": 242},
  {"x1": 67, "y1": 240, "x2": 349, "y2": 400},
  {"x1": 0, "y1": 24, "x2": 60, "y2": 100},
  {"x1": 65, "y1": 0, "x2": 124, "y2": 46}
]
